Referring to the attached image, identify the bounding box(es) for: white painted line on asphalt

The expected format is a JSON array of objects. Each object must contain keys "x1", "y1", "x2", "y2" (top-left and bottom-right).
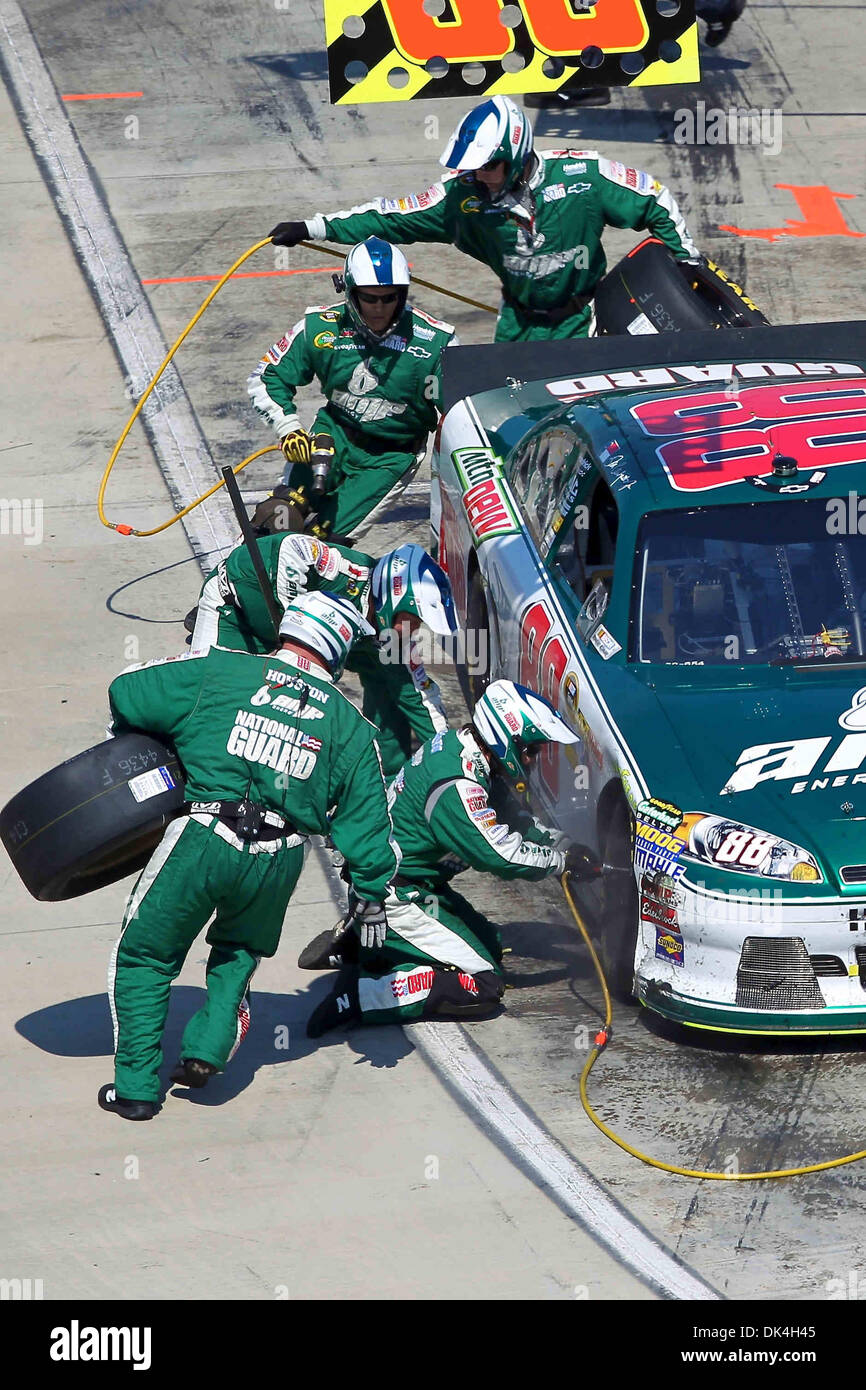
[
  {"x1": 314, "y1": 844, "x2": 720, "y2": 1302},
  {"x1": 0, "y1": 0, "x2": 235, "y2": 562},
  {"x1": 2, "y1": 0, "x2": 717, "y2": 1300}
]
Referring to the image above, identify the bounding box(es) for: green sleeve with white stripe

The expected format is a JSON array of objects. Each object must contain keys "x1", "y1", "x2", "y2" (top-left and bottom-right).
[
  {"x1": 254, "y1": 321, "x2": 316, "y2": 435},
  {"x1": 108, "y1": 653, "x2": 208, "y2": 742},
  {"x1": 594, "y1": 157, "x2": 698, "y2": 261},
  {"x1": 315, "y1": 184, "x2": 456, "y2": 247},
  {"x1": 329, "y1": 735, "x2": 398, "y2": 902},
  {"x1": 427, "y1": 779, "x2": 563, "y2": 882}
]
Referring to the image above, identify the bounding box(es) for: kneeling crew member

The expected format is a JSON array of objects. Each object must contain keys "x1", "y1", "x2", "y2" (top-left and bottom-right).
[{"x1": 304, "y1": 680, "x2": 589, "y2": 1036}]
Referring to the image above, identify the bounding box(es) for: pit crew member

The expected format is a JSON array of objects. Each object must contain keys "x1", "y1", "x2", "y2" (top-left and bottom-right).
[
  {"x1": 269, "y1": 95, "x2": 699, "y2": 342},
  {"x1": 99, "y1": 593, "x2": 396, "y2": 1121}
]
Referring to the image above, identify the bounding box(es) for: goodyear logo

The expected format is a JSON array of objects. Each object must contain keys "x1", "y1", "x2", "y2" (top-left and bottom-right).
[{"x1": 324, "y1": 0, "x2": 698, "y2": 106}]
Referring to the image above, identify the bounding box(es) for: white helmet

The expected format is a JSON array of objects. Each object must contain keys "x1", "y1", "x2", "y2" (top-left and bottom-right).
[
  {"x1": 473, "y1": 679, "x2": 579, "y2": 788},
  {"x1": 279, "y1": 592, "x2": 375, "y2": 677},
  {"x1": 343, "y1": 236, "x2": 411, "y2": 342},
  {"x1": 371, "y1": 544, "x2": 458, "y2": 637},
  {"x1": 440, "y1": 96, "x2": 534, "y2": 199}
]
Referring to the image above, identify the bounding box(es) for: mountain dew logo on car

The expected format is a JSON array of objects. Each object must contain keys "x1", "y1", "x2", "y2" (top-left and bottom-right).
[{"x1": 453, "y1": 447, "x2": 520, "y2": 545}]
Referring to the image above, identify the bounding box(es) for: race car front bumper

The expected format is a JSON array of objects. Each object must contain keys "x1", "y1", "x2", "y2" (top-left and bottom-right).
[{"x1": 634, "y1": 875, "x2": 866, "y2": 1034}]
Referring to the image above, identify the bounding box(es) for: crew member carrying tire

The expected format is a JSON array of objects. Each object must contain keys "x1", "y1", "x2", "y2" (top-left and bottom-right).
[
  {"x1": 191, "y1": 537, "x2": 457, "y2": 776},
  {"x1": 247, "y1": 236, "x2": 457, "y2": 538},
  {"x1": 301, "y1": 680, "x2": 595, "y2": 1036},
  {"x1": 269, "y1": 96, "x2": 700, "y2": 342},
  {"x1": 99, "y1": 592, "x2": 397, "y2": 1122}
]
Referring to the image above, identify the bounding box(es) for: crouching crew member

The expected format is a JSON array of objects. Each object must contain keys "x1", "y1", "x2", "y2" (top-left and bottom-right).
[{"x1": 191, "y1": 535, "x2": 457, "y2": 776}]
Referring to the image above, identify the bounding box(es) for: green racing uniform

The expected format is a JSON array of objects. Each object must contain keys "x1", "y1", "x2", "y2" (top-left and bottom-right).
[
  {"x1": 107, "y1": 644, "x2": 396, "y2": 1100},
  {"x1": 301, "y1": 149, "x2": 698, "y2": 341},
  {"x1": 356, "y1": 725, "x2": 566, "y2": 1024},
  {"x1": 247, "y1": 300, "x2": 457, "y2": 534},
  {"x1": 192, "y1": 532, "x2": 448, "y2": 776}
]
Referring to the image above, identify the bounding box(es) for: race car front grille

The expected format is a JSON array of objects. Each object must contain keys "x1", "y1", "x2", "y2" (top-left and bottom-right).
[
  {"x1": 841, "y1": 866, "x2": 866, "y2": 884},
  {"x1": 736, "y1": 937, "x2": 825, "y2": 1010},
  {"x1": 809, "y1": 955, "x2": 847, "y2": 977},
  {"x1": 856, "y1": 947, "x2": 866, "y2": 991}
]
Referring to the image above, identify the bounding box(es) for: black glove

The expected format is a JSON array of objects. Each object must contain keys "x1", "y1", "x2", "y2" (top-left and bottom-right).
[
  {"x1": 564, "y1": 843, "x2": 603, "y2": 881},
  {"x1": 269, "y1": 221, "x2": 309, "y2": 247}
]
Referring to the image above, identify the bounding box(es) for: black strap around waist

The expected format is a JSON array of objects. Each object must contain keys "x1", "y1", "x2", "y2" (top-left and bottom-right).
[
  {"x1": 181, "y1": 800, "x2": 295, "y2": 842},
  {"x1": 503, "y1": 290, "x2": 593, "y2": 326}
]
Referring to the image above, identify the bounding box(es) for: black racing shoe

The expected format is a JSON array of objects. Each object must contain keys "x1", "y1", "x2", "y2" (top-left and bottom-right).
[
  {"x1": 306, "y1": 966, "x2": 361, "y2": 1038},
  {"x1": 170, "y1": 1058, "x2": 218, "y2": 1089},
  {"x1": 298, "y1": 922, "x2": 358, "y2": 971},
  {"x1": 97, "y1": 1083, "x2": 158, "y2": 1122}
]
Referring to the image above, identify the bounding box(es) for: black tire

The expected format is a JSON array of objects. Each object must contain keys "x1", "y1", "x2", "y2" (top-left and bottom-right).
[
  {"x1": 458, "y1": 569, "x2": 491, "y2": 710},
  {"x1": 0, "y1": 734, "x2": 185, "y2": 901},
  {"x1": 594, "y1": 238, "x2": 767, "y2": 335},
  {"x1": 599, "y1": 796, "x2": 640, "y2": 1002}
]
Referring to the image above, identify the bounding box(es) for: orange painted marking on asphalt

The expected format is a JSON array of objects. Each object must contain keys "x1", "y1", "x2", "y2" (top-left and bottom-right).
[
  {"x1": 62, "y1": 91, "x2": 143, "y2": 100},
  {"x1": 720, "y1": 185, "x2": 864, "y2": 241},
  {"x1": 141, "y1": 268, "x2": 333, "y2": 285}
]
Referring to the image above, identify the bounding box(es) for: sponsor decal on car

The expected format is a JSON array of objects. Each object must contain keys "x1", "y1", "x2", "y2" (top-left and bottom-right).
[
  {"x1": 637, "y1": 797, "x2": 684, "y2": 832},
  {"x1": 590, "y1": 624, "x2": 622, "y2": 660},
  {"x1": 634, "y1": 820, "x2": 687, "y2": 879},
  {"x1": 546, "y1": 361, "x2": 864, "y2": 404},
  {"x1": 654, "y1": 926, "x2": 685, "y2": 966},
  {"x1": 721, "y1": 687, "x2": 866, "y2": 796}
]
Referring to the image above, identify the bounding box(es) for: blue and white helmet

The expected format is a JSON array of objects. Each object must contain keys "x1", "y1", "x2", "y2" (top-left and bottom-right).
[
  {"x1": 440, "y1": 96, "x2": 534, "y2": 198},
  {"x1": 343, "y1": 236, "x2": 411, "y2": 342},
  {"x1": 278, "y1": 592, "x2": 375, "y2": 678},
  {"x1": 371, "y1": 544, "x2": 458, "y2": 637},
  {"x1": 473, "y1": 679, "x2": 579, "y2": 788}
]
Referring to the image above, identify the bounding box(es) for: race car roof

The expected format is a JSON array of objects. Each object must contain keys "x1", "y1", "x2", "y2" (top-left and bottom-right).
[{"x1": 441, "y1": 320, "x2": 866, "y2": 411}]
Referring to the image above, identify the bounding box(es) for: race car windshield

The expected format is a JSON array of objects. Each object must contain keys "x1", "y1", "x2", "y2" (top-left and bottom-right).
[{"x1": 632, "y1": 500, "x2": 866, "y2": 665}]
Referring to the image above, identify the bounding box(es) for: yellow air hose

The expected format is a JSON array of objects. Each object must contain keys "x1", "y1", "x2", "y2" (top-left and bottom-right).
[
  {"x1": 561, "y1": 872, "x2": 866, "y2": 1179},
  {"x1": 97, "y1": 238, "x2": 497, "y2": 538}
]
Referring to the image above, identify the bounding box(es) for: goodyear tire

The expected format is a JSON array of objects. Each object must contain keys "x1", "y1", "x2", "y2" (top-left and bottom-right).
[
  {"x1": 594, "y1": 238, "x2": 768, "y2": 335},
  {"x1": 0, "y1": 734, "x2": 185, "y2": 901},
  {"x1": 599, "y1": 795, "x2": 640, "y2": 1002},
  {"x1": 458, "y1": 569, "x2": 491, "y2": 710}
]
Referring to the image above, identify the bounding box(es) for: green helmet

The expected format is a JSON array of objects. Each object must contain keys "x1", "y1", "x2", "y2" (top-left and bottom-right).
[
  {"x1": 473, "y1": 680, "x2": 579, "y2": 789},
  {"x1": 278, "y1": 592, "x2": 375, "y2": 679}
]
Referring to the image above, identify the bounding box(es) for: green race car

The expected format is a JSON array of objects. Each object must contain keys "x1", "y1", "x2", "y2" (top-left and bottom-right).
[{"x1": 433, "y1": 323, "x2": 866, "y2": 1034}]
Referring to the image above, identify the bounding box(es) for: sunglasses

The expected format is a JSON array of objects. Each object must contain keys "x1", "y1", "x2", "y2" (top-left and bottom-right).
[
  {"x1": 356, "y1": 290, "x2": 401, "y2": 305},
  {"x1": 480, "y1": 158, "x2": 506, "y2": 172}
]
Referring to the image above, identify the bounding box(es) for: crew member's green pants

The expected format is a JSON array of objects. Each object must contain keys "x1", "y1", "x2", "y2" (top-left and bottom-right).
[
  {"x1": 109, "y1": 815, "x2": 304, "y2": 1100},
  {"x1": 356, "y1": 882, "x2": 504, "y2": 1025},
  {"x1": 285, "y1": 409, "x2": 420, "y2": 537}
]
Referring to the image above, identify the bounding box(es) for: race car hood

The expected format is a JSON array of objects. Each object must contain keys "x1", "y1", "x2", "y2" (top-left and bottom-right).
[{"x1": 616, "y1": 665, "x2": 866, "y2": 882}]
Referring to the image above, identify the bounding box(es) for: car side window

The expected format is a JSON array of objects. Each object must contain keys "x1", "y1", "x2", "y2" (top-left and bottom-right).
[
  {"x1": 552, "y1": 472, "x2": 619, "y2": 602},
  {"x1": 524, "y1": 428, "x2": 577, "y2": 547},
  {"x1": 507, "y1": 432, "x2": 542, "y2": 506}
]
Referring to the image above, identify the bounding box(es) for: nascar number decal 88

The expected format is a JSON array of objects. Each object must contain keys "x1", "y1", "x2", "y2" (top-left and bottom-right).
[
  {"x1": 630, "y1": 378, "x2": 866, "y2": 491},
  {"x1": 382, "y1": 0, "x2": 647, "y2": 64},
  {"x1": 519, "y1": 601, "x2": 568, "y2": 795},
  {"x1": 714, "y1": 830, "x2": 776, "y2": 866}
]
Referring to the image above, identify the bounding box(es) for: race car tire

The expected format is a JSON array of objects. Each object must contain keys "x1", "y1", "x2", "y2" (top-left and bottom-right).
[
  {"x1": 594, "y1": 238, "x2": 768, "y2": 335},
  {"x1": 0, "y1": 733, "x2": 185, "y2": 902},
  {"x1": 459, "y1": 568, "x2": 491, "y2": 710},
  {"x1": 599, "y1": 795, "x2": 640, "y2": 1002}
]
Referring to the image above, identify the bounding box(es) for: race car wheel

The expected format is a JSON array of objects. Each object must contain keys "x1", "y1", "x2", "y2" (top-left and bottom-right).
[
  {"x1": 460, "y1": 569, "x2": 491, "y2": 710},
  {"x1": 0, "y1": 733, "x2": 185, "y2": 902},
  {"x1": 599, "y1": 795, "x2": 640, "y2": 1002}
]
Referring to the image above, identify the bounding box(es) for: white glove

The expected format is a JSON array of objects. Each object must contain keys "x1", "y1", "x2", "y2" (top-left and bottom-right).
[{"x1": 347, "y1": 894, "x2": 388, "y2": 950}]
